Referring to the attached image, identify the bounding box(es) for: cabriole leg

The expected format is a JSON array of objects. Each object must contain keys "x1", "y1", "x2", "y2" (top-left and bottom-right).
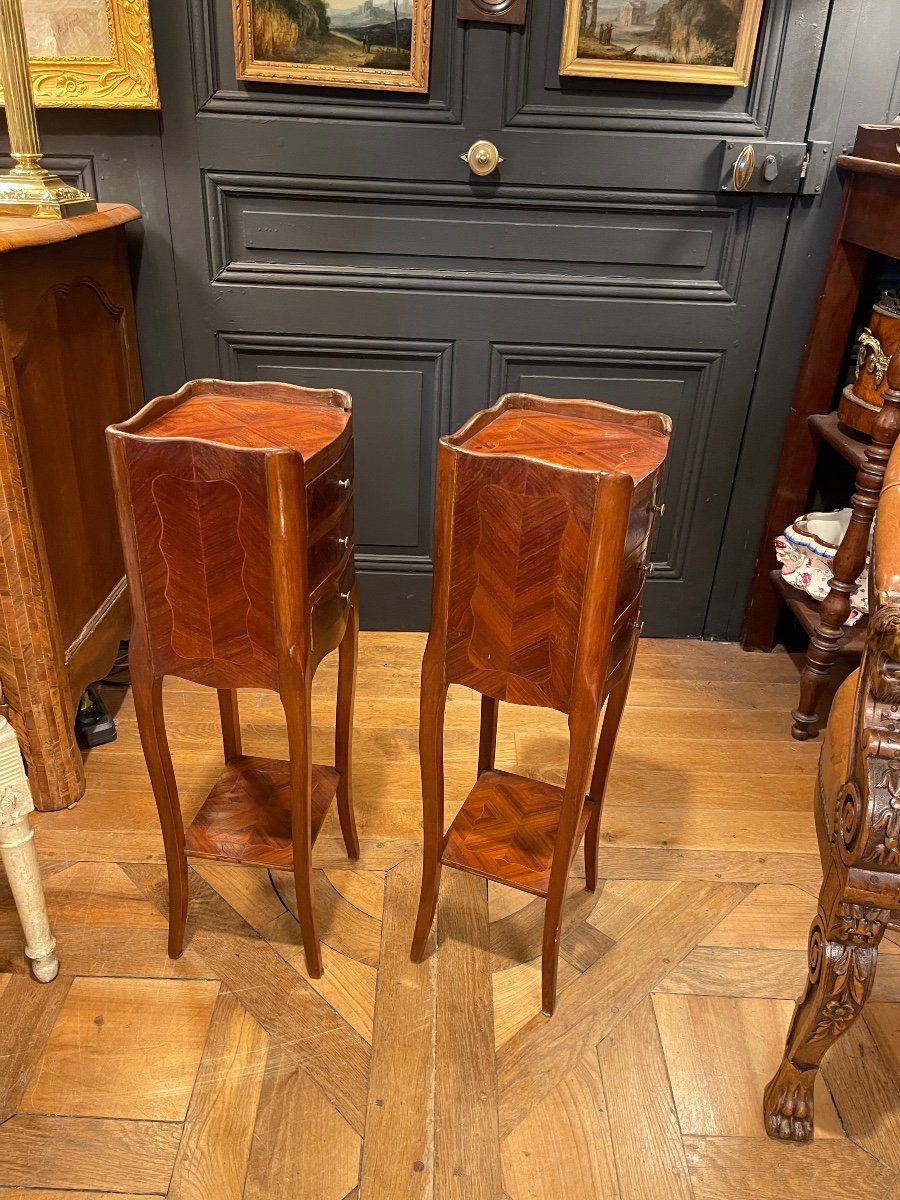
[{"x1": 335, "y1": 585, "x2": 360, "y2": 860}]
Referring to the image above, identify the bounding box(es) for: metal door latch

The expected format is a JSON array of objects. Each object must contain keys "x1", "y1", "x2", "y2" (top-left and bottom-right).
[{"x1": 718, "y1": 139, "x2": 830, "y2": 195}]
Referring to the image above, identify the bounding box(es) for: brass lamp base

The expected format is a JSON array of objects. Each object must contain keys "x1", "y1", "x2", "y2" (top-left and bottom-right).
[{"x1": 0, "y1": 168, "x2": 97, "y2": 218}]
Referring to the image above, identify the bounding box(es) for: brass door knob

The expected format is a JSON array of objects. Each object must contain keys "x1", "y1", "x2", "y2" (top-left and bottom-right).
[
  {"x1": 460, "y1": 139, "x2": 504, "y2": 177},
  {"x1": 731, "y1": 144, "x2": 756, "y2": 191}
]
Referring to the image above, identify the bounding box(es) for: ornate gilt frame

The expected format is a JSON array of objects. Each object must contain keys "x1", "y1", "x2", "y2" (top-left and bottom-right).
[
  {"x1": 233, "y1": 0, "x2": 432, "y2": 93},
  {"x1": 10, "y1": 0, "x2": 158, "y2": 108},
  {"x1": 559, "y1": 0, "x2": 765, "y2": 86}
]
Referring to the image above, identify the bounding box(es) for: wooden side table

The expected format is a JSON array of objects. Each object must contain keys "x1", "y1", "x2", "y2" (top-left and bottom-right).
[
  {"x1": 410, "y1": 393, "x2": 671, "y2": 1015},
  {"x1": 107, "y1": 379, "x2": 359, "y2": 977},
  {"x1": 0, "y1": 204, "x2": 143, "y2": 810}
]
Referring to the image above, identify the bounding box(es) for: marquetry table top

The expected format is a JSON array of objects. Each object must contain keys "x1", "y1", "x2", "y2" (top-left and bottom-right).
[{"x1": 454, "y1": 394, "x2": 671, "y2": 483}]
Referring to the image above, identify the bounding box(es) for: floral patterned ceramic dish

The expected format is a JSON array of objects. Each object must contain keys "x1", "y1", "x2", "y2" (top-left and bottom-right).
[{"x1": 774, "y1": 508, "x2": 870, "y2": 625}]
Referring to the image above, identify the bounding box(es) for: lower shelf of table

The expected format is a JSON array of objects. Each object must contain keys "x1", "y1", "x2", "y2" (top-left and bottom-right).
[
  {"x1": 184, "y1": 755, "x2": 339, "y2": 870},
  {"x1": 441, "y1": 768, "x2": 596, "y2": 898},
  {"x1": 769, "y1": 569, "x2": 867, "y2": 656}
]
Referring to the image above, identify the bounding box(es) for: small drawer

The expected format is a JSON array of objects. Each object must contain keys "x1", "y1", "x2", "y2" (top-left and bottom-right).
[
  {"x1": 308, "y1": 506, "x2": 353, "y2": 597},
  {"x1": 307, "y1": 443, "x2": 354, "y2": 537},
  {"x1": 625, "y1": 476, "x2": 664, "y2": 557},
  {"x1": 616, "y1": 540, "x2": 651, "y2": 614},
  {"x1": 312, "y1": 551, "x2": 356, "y2": 624}
]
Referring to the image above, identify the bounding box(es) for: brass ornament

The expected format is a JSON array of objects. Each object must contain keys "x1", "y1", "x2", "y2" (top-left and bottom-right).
[
  {"x1": 460, "y1": 140, "x2": 504, "y2": 177},
  {"x1": 0, "y1": 0, "x2": 96, "y2": 217},
  {"x1": 856, "y1": 328, "x2": 891, "y2": 389}
]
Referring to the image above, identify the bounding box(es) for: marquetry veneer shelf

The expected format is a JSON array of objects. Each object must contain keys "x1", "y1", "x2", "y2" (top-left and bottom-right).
[
  {"x1": 442, "y1": 770, "x2": 597, "y2": 897},
  {"x1": 184, "y1": 757, "x2": 339, "y2": 869}
]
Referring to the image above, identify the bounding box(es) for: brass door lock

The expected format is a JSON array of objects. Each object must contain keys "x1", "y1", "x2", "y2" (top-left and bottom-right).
[{"x1": 460, "y1": 140, "x2": 504, "y2": 177}]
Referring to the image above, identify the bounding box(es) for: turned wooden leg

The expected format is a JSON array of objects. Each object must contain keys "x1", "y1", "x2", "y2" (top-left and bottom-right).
[
  {"x1": 0, "y1": 773, "x2": 58, "y2": 983},
  {"x1": 477, "y1": 694, "x2": 499, "y2": 776},
  {"x1": 792, "y1": 393, "x2": 900, "y2": 741},
  {"x1": 131, "y1": 648, "x2": 188, "y2": 959},
  {"x1": 585, "y1": 649, "x2": 636, "y2": 892},
  {"x1": 542, "y1": 707, "x2": 601, "y2": 1015},
  {"x1": 411, "y1": 650, "x2": 447, "y2": 961},
  {"x1": 217, "y1": 690, "x2": 242, "y2": 763},
  {"x1": 335, "y1": 585, "x2": 360, "y2": 861},
  {"x1": 763, "y1": 863, "x2": 889, "y2": 1142},
  {"x1": 284, "y1": 671, "x2": 322, "y2": 978}
]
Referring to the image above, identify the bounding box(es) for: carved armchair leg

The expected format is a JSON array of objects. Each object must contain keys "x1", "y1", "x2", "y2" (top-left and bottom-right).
[
  {"x1": 0, "y1": 717, "x2": 58, "y2": 982},
  {"x1": 764, "y1": 868, "x2": 889, "y2": 1142}
]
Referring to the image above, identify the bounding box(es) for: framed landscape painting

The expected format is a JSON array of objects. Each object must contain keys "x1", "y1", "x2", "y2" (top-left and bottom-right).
[
  {"x1": 233, "y1": 0, "x2": 433, "y2": 92},
  {"x1": 13, "y1": 0, "x2": 158, "y2": 107},
  {"x1": 560, "y1": 0, "x2": 765, "y2": 86}
]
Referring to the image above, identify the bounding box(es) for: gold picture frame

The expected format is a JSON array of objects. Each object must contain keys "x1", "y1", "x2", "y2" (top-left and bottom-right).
[
  {"x1": 4, "y1": 0, "x2": 159, "y2": 108},
  {"x1": 560, "y1": 0, "x2": 765, "y2": 87},
  {"x1": 233, "y1": 0, "x2": 432, "y2": 93}
]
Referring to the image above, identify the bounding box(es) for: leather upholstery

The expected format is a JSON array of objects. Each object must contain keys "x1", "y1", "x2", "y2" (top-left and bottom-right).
[
  {"x1": 874, "y1": 442, "x2": 900, "y2": 606},
  {"x1": 818, "y1": 669, "x2": 858, "y2": 839}
]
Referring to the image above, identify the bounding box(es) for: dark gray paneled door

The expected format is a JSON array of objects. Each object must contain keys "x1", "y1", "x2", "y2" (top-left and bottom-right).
[{"x1": 151, "y1": 0, "x2": 828, "y2": 632}]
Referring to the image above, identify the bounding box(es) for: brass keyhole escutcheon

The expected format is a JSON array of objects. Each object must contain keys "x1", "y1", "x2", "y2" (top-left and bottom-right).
[
  {"x1": 731, "y1": 144, "x2": 756, "y2": 191},
  {"x1": 460, "y1": 139, "x2": 504, "y2": 177}
]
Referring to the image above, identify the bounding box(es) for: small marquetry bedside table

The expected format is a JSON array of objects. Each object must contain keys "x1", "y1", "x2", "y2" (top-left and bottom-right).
[
  {"x1": 411, "y1": 392, "x2": 671, "y2": 1014},
  {"x1": 107, "y1": 379, "x2": 359, "y2": 978}
]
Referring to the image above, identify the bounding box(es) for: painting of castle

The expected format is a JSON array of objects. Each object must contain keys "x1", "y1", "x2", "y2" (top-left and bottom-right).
[{"x1": 561, "y1": 0, "x2": 763, "y2": 85}]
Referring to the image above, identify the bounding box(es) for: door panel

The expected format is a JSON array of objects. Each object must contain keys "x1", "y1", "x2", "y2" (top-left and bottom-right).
[{"x1": 152, "y1": 0, "x2": 829, "y2": 631}]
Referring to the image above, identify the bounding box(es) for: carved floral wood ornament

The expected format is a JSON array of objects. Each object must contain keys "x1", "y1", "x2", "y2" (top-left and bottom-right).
[{"x1": 1, "y1": 0, "x2": 159, "y2": 108}]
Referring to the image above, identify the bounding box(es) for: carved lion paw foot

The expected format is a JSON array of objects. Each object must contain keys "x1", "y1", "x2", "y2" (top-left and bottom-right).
[{"x1": 764, "y1": 1060, "x2": 816, "y2": 1142}]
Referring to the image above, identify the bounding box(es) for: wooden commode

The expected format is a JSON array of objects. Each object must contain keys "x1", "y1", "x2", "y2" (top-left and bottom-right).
[
  {"x1": 107, "y1": 378, "x2": 359, "y2": 977},
  {"x1": 411, "y1": 392, "x2": 672, "y2": 1014},
  {"x1": 0, "y1": 204, "x2": 143, "y2": 811}
]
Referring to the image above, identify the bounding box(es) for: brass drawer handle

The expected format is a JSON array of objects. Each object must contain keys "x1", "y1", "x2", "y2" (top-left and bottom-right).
[
  {"x1": 340, "y1": 590, "x2": 352, "y2": 602},
  {"x1": 649, "y1": 502, "x2": 665, "y2": 517},
  {"x1": 337, "y1": 535, "x2": 351, "y2": 549},
  {"x1": 338, "y1": 477, "x2": 351, "y2": 490}
]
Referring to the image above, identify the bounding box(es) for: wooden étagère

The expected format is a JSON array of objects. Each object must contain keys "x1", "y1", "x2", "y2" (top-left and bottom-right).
[
  {"x1": 107, "y1": 379, "x2": 360, "y2": 977},
  {"x1": 743, "y1": 125, "x2": 900, "y2": 740},
  {"x1": 411, "y1": 392, "x2": 672, "y2": 1015}
]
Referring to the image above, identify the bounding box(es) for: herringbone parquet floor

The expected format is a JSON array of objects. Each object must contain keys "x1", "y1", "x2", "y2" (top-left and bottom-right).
[{"x1": 1, "y1": 636, "x2": 897, "y2": 1199}]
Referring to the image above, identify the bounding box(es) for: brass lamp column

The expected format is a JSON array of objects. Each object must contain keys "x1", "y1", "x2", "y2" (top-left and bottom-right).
[{"x1": 0, "y1": 0, "x2": 95, "y2": 217}]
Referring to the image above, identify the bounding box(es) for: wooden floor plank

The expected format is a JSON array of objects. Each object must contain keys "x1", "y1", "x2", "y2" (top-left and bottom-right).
[
  {"x1": 684, "y1": 1135, "x2": 893, "y2": 1200},
  {"x1": 21, "y1": 976, "x2": 219, "y2": 1121},
  {"x1": 0, "y1": 1114, "x2": 181, "y2": 1192},
  {"x1": 359, "y1": 858, "x2": 435, "y2": 1200},
  {"x1": 498, "y1": 880, "x2": 748, "y2": 1139},
  {"x1": 437, "y1": 870, "x2": 503, "y2": 1200},
  {"x1": 821, "y1": 1016, "x2": 900, "y2": 1170},
  {"x1": 168, "y1": 988, "x2": 269, "y2": 1200},
  {"x1": 245, "y1": 1045, "x2": 361, "y2": 1200},
  {"x1": 652, "y1": 993, "x2": 842, "y2": 1139},
  {"x1": 502, "y1": 1053, "x2": 619, "y2": 1200},
  {"x1": 597, "y1": 997, "x2": 693, "y2": 1200},
  {"x1": 0, "y1": 973, "x2": 71, "y2": 1120},
  {"x1": 122, "y1": 862, "x2": 370, "y2": 1136},
  {"x1": 654, "y1": 946, "x2": 808, "y2": 999}
]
